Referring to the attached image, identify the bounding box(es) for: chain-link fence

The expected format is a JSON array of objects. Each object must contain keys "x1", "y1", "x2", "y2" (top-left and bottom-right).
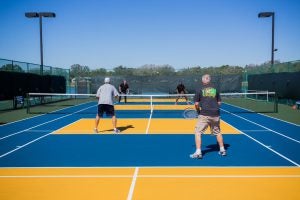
[{"x1": 91, "y1": 74, "x2": 242, "y2": 94}]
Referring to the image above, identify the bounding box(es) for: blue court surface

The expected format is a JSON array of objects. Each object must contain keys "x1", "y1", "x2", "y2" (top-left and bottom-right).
[
  {"x1": 1, "y1": 100, "x2": 300, "y2": 200},
  {"x1": 0, "y1": 101, "x2": 300, "y2": 168}
]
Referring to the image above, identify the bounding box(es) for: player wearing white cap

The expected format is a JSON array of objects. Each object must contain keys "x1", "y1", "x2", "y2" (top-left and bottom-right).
[{"x1": 94, "y1": 77, "x2": 120, "y2": 134}]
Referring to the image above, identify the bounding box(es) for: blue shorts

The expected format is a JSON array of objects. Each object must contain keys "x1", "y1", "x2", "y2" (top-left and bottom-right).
[{"x1": 97, "y1": 104, "x2": 115, "y2": 117}]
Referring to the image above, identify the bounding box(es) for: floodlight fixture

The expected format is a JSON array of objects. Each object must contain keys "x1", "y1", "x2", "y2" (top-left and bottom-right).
[
  {"x1": 258, "y1": 12, "x2": 276, "y2": 67},
  {"x1": 25, "y1": 12, "x2": 56, "y2": 75}
]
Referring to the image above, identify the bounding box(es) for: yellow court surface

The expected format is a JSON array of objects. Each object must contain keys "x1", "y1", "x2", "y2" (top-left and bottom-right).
[
  {"x1": 54, "y1": 118, "x2": 240, "y2": 134},
  {"x1": 1, "y1": 167, "x2": 299, "y2": 200},
  {"x1": 114, "y1": 104, "x2": 192, "y2": 110}
]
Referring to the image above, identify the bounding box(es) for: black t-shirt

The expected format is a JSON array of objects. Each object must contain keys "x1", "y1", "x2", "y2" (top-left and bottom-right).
[
  {"x1": 194, "y1": 84, "x2": 221, "y2": 116},
  {"x1": 119, "y1": 83, "x2": 129, "y2": 93},
  {"x1": 177, "y1": 84, "x2": 185, "y2": 93}
]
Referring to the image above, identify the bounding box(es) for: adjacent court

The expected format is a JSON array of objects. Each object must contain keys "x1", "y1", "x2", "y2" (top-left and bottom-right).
[
  {"x1": 54, "y1": 118, "x2": 240, "y2": 134},
  {"x1": 0, "y1": 94, "x2": 300, "y2": 199}
]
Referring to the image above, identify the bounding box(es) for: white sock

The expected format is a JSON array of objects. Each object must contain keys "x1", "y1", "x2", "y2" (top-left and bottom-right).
[
  {"x1": 195, "y1": 149, "x2": 201, "y2": 154},
  {"x1": 220, "y1": 146, "x2": 225, "y2": 152}
]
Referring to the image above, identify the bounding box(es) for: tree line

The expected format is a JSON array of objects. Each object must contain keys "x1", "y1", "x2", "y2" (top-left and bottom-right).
[
  {"x1": 69, "y1": 61, "x2": 300, "y2": 79},
  {"x1": 1, "y1": 61, "x2": 300, "y2": 79},
  {"x1": 70, "y1": 64, "x2": 245, "y2": 78}
]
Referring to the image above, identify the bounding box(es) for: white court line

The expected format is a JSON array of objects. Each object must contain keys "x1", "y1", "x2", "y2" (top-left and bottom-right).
[
  {"x1": 0, "y1": 104, "x2": 96, "y2": 141},
  {"x1": 0, "y1": 133, "x2": 51, "y2": 158},
  {"x1": 127, "y1": 167, "x2": 139, "y2": 200},
  {"x1": 145, "y1": 105, "x2": 154, "y2": 134},
  {"x1": 52, "y1": 119, "x2": 82, "y2": 134},
  {"x1": 241, "y1": 132, "x2": 300, "y2": 167},
  {"x1": 0, "y1": 166, "x2": 298, "y2": 169},
  {"x1": 0, "y1": 101, "x2": 96, "y2": 127},
  {"x1": 221, "y1": 108, "x2": 300, "y2": 144},
  {"x1": 0, "y1": 174, "x2": 299, "y2": 178},
  {"x1": 258, "y1": 112, "x2": 300, "y2": 127},
  {"x1": 224, "y1": 102, "x2": 300, "y2": 127},
  {"x1": 241, "y1": 130, "x2": 271, "y2": 132},
  {"x1": 24, "y1": 130, "x2": 55, "y2": 133},
  {"x1": 0, "y1": 113, "x2": 47, "y2": 127},
  {"x1": 0, "y1": 105, "x2": 97, "y2": 159},
  {"x1": 221, "y1": 108, "x2": 300, "y2": 167}
]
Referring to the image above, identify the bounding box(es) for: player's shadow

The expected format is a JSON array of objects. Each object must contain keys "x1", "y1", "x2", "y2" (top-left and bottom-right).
[
  {"x1": 202, "y1": 143, "x2": 230, "y2": 156},
  {"x1": 100, "y1": 125, "x2": 134, "y2": 133}
]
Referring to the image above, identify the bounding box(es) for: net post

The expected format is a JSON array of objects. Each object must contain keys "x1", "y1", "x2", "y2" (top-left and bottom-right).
[
  {"x1": 26, "y1": 93, "x2": 30, "y2": 114},
  {"x1": 150, "y1": 95, "x2": 153, "y2": 112},
  {"x1": 274, "y1": 93, "x2": 278, "y2": 113}
]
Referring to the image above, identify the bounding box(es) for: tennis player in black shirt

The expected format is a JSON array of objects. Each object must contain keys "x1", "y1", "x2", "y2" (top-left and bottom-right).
[
  {"x1": 190, "y1": 74, "x2": 226, "y2": 159},
  {"x1": 119, "y1": 80, "x2": 129, "y2": 103},
  {"x1": 175, "y1": 81, "x2": 189, "y2": 104}
]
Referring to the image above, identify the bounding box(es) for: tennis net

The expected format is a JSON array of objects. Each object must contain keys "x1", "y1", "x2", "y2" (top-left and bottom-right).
[{"x1": 26, "y1": 91, "x2": 278, "y2": 114}]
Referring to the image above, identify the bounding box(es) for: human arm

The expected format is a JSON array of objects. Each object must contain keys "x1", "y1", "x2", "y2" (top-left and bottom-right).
[
  {"x1": 194, "y1": 89, "x2": 201, "y2": 114},
  {"x1": 114, "y1": 86, "x2": 120, "y2": 99},
  {"x1": 126, "y1": 84, "x2": 129, "y2": 94},
  {"x1": 216, "y1": 90, "x2": 221, "y2": 106},
  {"x1": 96, "y1": 88, "x2": 101, "y2": 100}
]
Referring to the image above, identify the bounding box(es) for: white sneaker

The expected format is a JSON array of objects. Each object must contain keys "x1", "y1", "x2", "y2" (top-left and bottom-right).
[
  {"x1": 219, "y1": 151, "x2": 227, "y2": 156},
  {"x1": 190, "y1": 152, "x2": 202, "y2": 159},
  {"x1": 114, "y1": 129, "x2": 120, "y2": 134}
]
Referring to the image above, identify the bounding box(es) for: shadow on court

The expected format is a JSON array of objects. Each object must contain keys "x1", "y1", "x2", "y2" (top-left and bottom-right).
[
  {"x1": 202, "y1": 143, "x2": 230, "y2": 156},
  {"x1": 100, "y1": 125, "x2": 135, "y2": 133}
]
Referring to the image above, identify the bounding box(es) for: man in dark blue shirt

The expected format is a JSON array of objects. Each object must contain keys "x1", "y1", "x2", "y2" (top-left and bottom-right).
[
  {"x1": 175, "y1": 81, "x2": 189, "y2": 104},
  {"x1": 119, "y1": 80, "x2": 129, "y2": 103},
  {"x1": 190, "y1": 74, "x2": 226, "y2": 159}
]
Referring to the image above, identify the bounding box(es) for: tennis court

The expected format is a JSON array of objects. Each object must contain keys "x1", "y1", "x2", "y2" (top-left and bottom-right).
[{"x1": 0, "y1": 93, "x2": 299, "y2": 200}]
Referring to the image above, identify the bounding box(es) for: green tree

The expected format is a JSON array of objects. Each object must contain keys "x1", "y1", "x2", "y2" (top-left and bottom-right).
[
  {"x1": 133, "y1": 64, "x2": 175, "y2": 76},
  {"x1": 90, "y1": 68, "x2": 107, "y2": 76},
  {"x1": 113, "y1": 65, "x2": 134, "y2": 75},
  {"x1": 0, "y1": 64, "x2": 24, "y2": 72},
  {"x1": 70, "y1": 64, "x2": 90, "y2": 78}
]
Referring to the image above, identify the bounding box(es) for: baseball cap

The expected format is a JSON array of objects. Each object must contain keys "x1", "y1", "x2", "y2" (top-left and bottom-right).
[{"x1": 104, "y1": 77, "x2": 110, "y2": 83}]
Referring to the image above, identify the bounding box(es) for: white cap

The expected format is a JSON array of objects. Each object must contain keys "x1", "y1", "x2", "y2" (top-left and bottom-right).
[{"x1": 104, "y1": 77, "x2": 110, "y2": 83}]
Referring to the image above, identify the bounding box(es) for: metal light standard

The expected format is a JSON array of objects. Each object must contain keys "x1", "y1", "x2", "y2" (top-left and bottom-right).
[
  {"x1": 258, "y1": 12, "x2": 277, "y2": 69},
  {"x1": 25, "y1": 12, "x2": 56, "y2": 75}
]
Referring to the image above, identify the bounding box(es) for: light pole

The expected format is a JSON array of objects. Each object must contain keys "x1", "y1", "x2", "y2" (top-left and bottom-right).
[
  {"x1": 25, "y1": 12, "x2": 56, "y2": 75},
  {"x1": 258, "y1": 12, "x2": 276, "y2": 68}
]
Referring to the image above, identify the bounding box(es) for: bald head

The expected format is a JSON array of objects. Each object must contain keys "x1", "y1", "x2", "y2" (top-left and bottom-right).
[{"x1": 202, "y1": 74, "x2": 211, "y2": 85}]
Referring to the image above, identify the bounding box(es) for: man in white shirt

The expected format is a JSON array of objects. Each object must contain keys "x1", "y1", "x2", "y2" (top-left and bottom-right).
[{"x1": 95, "y1": 77, "x2": 120, "y2": 134}]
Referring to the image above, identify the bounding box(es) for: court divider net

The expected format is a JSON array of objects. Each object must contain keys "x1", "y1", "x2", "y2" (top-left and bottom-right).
[{"x1": 26, "y1": 92, "x2": 278, "y2": 114}]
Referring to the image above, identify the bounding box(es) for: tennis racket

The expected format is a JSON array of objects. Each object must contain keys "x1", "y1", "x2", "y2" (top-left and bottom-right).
[{"x1": 183, "y1": 108, "x2": 198, "y2": 119}]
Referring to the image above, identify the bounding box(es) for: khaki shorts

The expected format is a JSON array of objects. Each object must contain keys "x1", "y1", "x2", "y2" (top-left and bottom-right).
[{"x1": 195, "y1": 115, "x2": 221, "y2": 135}]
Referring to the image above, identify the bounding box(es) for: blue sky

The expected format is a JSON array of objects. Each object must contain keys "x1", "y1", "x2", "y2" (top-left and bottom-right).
[{"x1": 0, "y1": 0, "x2": 299, "y2": 70}]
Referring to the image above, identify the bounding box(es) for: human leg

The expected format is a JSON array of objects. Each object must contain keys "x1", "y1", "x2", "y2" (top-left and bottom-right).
[
  {"x1": 106, "y1": 105, "x2": 120, "y2": 134},
  {"x1": 210, "y1": 116, "x2": 226, "y2": 156},
  {"x1": 94, "y1": 105, "x2": 104, "y2": 133},
  {"x1": 190, "y1": 115, "x2": 208, "y2": 159},
  {"x1": 112, "y1": 116, "x2": 120, "y2": 134},
  {"x1": 94, "y1": 115, "x2": 100, "y2": 133}
]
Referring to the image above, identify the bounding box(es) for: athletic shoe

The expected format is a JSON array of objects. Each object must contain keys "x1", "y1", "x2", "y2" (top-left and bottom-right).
[
  {"x1": 114, "y1": 129, "x2": 120, "y2": 134},
  {"x1": 190, "y1": 152, "x2": 202, "y2": 159},
  {"x1": 219, "y1": 151, "x2": 227, "y2": 156},
  {"x1": 94, "y1": 128, "x2": 99, "y2": 133}
]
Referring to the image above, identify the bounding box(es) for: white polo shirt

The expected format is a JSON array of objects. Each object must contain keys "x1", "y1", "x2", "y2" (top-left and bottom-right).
[{"x1": 96, "y1": 83, "x2": 119, "y2": 105}]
